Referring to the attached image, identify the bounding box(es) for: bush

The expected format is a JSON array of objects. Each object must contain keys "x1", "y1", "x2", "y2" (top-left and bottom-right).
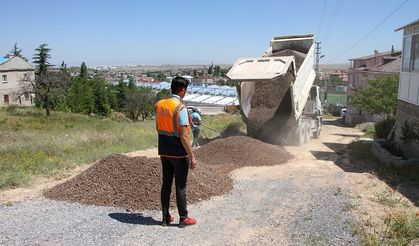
[
  {"x1": 5, "y1": 105, "x2": 19, "y2": 113},
  {"x1": 375, "y1": 117, "x2": 395, "y2": 139}
]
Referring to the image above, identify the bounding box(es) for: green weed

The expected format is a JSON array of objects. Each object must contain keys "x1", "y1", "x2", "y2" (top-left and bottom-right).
[{"x1": 0, "y1": 108, "x2": 240, "y2": 190}]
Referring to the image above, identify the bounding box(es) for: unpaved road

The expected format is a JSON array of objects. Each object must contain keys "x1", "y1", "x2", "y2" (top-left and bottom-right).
[{"x1": 1, "y1": 120, "x2": 408, "y2": 245}]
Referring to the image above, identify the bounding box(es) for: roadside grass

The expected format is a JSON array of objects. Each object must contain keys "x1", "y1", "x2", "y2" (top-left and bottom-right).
[
  {"x1": 362, "y1": 124, "x2": 375, "y2": 139},
  {"x1": 0, "y1": 107, "x2": 241, "y2": 190},
  {"x1": 353, "y1": 212, "x2": 419, "y2": 246},
  {"x1": 349, "y1": 136, "x2": 419, "y2": 245},
  {"x1": 200, "y1": 113, "x2": 244, "y2": 138}
]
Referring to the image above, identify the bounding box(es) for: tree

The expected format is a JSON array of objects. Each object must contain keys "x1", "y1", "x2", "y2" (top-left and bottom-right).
[
  {"x1": 10, "y1": 43, "x2": 23, "y2": 57},
  {"x1": 31, "y1": 44, "x2": 60, "y2": 116},
  {"x1": 138, "y1": 87, "x2": 155, "y2": 121},
  {"x1": 208, "y1": 62, "x2": 214, "y2": 74},
  {"x1": 32, "y1": 44, "x2": 51, "y2": 76},
  {"x1": 351, "y1": 77, "x2": 399, "y2": 117},
  {"x1": 53, "y1": 61, "x2": 72, "y2": 111},
  {"x1": 80, "y1": 62, "x2": 88, "y2": 78},
  {"x1": 115, "y1": 79, "x2": 127, "y2": 111},
  {"x1": 156, "y1": 88, "x2": 170, "y2": 102},
  {"x1": 124, "y1": 88, "x2": 141, "y2": 122},
  {"x1": 127, "y1": 76, "x2": 136, "y2": 91},
  {"x1": 213, "y1": 65, "x2": 221, "y2": 76},
  {"x1": 123, "y1": 87, "x2": 155, "y2": 122},
  {"x1": 68, "y1": 77, "x2": 94, "y2": 114},
  {"x1": 91, "y1": 77, "x2": 111, "y2": 116}
]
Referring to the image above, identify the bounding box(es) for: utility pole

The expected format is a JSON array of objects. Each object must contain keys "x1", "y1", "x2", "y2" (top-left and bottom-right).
[{"x1": 314, "y1": 41, "x2": 322, "y2": 73}]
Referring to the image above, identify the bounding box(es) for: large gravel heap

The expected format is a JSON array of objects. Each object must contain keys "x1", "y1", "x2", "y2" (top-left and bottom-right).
[{"x1": 45, "y1": 136, "x2": 292, "y2": 210}]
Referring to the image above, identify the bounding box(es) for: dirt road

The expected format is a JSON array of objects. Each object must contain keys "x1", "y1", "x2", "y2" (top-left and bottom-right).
[{"x1": 1, "y1": 120, "x2": 413, "y2": 245}]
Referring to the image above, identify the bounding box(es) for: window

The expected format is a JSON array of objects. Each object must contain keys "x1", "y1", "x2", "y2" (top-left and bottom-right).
[
  {"x1": 402, "y1": 33, "x2": 419, "y2": 72},
  {"x1": 2, "y1": 75, "x2": 7, "y2": 83},
  {"x1": 402, "y1": 36, "x2": 412, "y2": 72},
  {"x1": 24, "y1": 92, "x2": 29, "y2": 101},
  {"x1": 4, "y1": 95, "x2": 9, "y2": 105},
  {"x1": 412, "y1": 34, "x2": 419, "y2": 72}
]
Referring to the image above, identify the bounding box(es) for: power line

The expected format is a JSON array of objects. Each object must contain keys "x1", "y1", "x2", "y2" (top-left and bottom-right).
[
  {"x1": 323, "y1": 0, "x2": 344, "y2": 46},
  {"x1": 316, "y1": 0, "x2": 328, "y2": 40},
  {"x1": 327, "y1": 0, "x2": 409, "y2": 63}
]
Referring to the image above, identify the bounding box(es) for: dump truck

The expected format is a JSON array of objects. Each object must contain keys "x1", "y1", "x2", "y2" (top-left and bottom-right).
[{"x1": 226, "y1": 34, "x2": 322, "y2": 145}]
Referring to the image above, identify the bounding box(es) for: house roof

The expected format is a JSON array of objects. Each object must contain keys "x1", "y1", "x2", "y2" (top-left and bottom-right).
[
  {"x1": 395, "y1": 19, "x2": 419, "y2": 32},
  {"x1": 0, "y1": 56, "x2": 34, "y2": 71},
  {"x1": 370, "y1": 58, "x2": 401, "y2": 73},
  {"x1": 349, "y1": 50, "x2": 401, "y2": 61},
  {"x1": 0, "y1": 57, "x2": 10, "y2": 64}
]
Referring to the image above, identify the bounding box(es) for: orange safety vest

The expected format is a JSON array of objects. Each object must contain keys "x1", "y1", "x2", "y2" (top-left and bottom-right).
[{"x1": 155, "y1": 95, "x2": 189, "y2": 157}]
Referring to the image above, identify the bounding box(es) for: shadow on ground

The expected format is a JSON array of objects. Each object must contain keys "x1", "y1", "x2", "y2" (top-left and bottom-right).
[
  {"x1": 311, "y1": 140, "x2": 419, "y2": 206},
  {"x1": 332, "y1": 133, "x2": 363, "y2": 138},
  {"x1": 322, "y1": 118, "x2": 354, "y2": 128},
  {"x1": 108, "y1": 213, "x2": 161, "y2": 225}
]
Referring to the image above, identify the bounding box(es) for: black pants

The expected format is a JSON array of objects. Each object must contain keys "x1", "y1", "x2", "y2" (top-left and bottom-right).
[
  {"x1": 192, "y1": 128, "x2": 200, "y2": 147},
  {"x1": 161, "y1": 156, "x2": 189, "y2": 220}
]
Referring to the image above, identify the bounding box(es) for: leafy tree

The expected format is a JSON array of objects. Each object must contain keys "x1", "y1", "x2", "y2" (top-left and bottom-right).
[
  {"x1": 208, "y1": 63, "x2": 214, "y2": 74},
  {"x1": 68, "y1": 77, "x2": 94, "y2": 114},
  {"x1": 31, "y1": 44, "x2": 62, "y2": 116},
  {"x1": 80, "y1": 62, "x2": 88, "y2": 78},
  {"x1": 124, "y1": 88, "x2": 141, "y2": 122},
  {"x1": 91, "y1": 77, "x2": 111, "y2": 116},
  {"x1": 351, "y1": 77, "x2": 399, "y2": 117},
  {"x1": 123, "y1": 87, "x2": 155, "y2": 122},
  {"x1": 52, "y1": 61, "x2": 72, "y2": 111},
  {"x1": 115, "y1": 79, "x2": 127, "y2": 111},
  {"x1": 128, "y1": 76, "x2": 136, "y2": 91},
  {"x1": 10, "y1": 43, "x2": 23, "y2": 57},
  {"x1": 156, "y1": 88, "x2": 170, "y2": 102},
  {"x1": 138, "y1": 87, "x2": 155, "y2": 121},
  {"x1": 32, "y1": 44, "x2": 51, "y2": 76},
  {"x1": 213, "y1": 65, "x2": 221, "y2": 76},
  {"x1": 106, "y1": 83, "x2": 118, "y2": 111}
]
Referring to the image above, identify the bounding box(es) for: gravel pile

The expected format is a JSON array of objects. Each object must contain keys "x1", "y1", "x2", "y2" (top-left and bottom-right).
[
  {"x1": 246, "y1": 72, "x2": 293, "y2": 138},
  {"x1": 245, "y1": 49, "x2": 306, "y2": 142},
  {"x1": 45, "y1": 136, "x2": 292, "y2": 210},
  {"x1": 1, "y1": 168, "x2": 357, "y2": 245}
]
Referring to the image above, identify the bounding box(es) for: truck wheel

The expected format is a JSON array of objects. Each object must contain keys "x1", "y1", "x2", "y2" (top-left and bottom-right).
[
  {"x1": 294, "y1": 125, "x2": 305, "y2": 146},
  {"x1": 304, "y1": 123, "x2": 310, "y2": 144},
  {"x1": 313, "y1": 119, "x2": 321, "y2": 138}
]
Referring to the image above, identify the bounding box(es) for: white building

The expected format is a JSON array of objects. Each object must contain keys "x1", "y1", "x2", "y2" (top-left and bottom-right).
[
  {"x1": 394, "y1": 19, "x2": 419, "y2": 158},
  {"x1": 0, "y1": 56, "x2": 35, "y2": 106}
]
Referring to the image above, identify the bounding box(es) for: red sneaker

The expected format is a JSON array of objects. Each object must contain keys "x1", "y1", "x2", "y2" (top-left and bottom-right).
[
  {"x1": 179, "y1": 217, "x2": 196, "y2": 228},
  {"x1": 161, "y1": 215, "x2": 175, "y2": 226}
]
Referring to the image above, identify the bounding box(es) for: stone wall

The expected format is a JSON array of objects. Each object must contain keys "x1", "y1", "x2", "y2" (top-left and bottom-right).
[{"x1": 395, "y1": 100, "x2": 419, "y2": 158}]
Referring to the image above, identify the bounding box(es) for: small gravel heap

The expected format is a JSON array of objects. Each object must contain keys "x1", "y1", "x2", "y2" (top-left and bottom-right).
[{"x1": 45, "y1": 136, "x2": 292, "y2": 210}]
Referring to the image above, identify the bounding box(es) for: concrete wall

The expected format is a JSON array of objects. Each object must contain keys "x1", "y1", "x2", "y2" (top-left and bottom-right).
[
  {"x1": 395, "y1": 100, "x2": 419, "y2": 158},
  {"x1": 0, "y1": 70, "x2": 34, "y2": 106}
]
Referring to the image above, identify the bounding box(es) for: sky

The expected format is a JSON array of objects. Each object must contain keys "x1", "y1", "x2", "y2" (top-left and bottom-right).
[{"x1": 2, "y1": 0, "x2": 418, "y2": 67}]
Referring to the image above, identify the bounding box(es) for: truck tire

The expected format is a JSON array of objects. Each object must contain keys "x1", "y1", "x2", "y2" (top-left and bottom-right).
[
  {"x1": 313, "y1": 120, "x2": 321, "y2": 138},
  {"x1": 304, "y1": 122, "x2": 310, "y2": 144},
  {"x1": 291, "y1": 125, "x2": 305, "y2": 146}
]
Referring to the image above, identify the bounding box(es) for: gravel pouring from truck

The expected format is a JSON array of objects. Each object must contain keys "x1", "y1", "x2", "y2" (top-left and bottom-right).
[{"x1": 227, "y1": 34, "x2": 322, "y2": 145}]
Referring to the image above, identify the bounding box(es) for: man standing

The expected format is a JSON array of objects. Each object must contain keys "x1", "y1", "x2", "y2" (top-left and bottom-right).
[
  {"x1": 155, "y1": 76, "x2": 197, "y2": 228},
  {"x1": 191, "y1": 107, "x2": 202, "y2": 147}
]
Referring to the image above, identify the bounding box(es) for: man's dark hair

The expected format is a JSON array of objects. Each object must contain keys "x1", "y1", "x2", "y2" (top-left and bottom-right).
[{"x1": 171, "y1": 76, "x2": 190, "y2": 94}]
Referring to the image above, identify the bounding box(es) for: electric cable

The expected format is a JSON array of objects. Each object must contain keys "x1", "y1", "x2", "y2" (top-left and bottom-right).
[{"x1": 327, "y1": 0, "x2": 409, "y2": 63}]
